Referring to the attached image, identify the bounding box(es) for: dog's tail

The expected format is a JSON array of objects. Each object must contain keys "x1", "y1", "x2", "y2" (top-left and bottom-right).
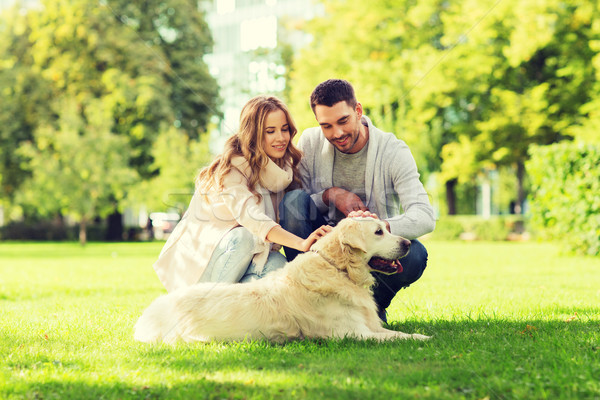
[{"x1": 134, "y1": 294, "x2": 179, "y2": 343}]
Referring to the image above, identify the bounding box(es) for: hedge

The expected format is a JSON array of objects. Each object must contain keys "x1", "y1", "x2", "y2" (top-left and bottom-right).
[
  {"x1": 526, "y1": 141, "x2": 600, "y2": 256},
  {"x1": 0, "y1": 221, "x2": 144, "y2": 242},
  {"x1": 429, "y1": 215, "x2": 527, "y2": 241}
]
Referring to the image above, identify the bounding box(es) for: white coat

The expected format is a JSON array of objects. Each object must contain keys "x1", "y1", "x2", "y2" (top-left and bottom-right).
[{"x1": 153, "y1": 157, "x2": 293, "y2": 292}]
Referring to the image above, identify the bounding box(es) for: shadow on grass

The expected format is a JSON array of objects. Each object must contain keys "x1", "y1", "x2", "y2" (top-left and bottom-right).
[
  {"x1": 131, "y1": 320, "x2": 599, "y2": 381},
  {"x1": 0, "y1": 286, "x2": 162, "y2": 302},
  {"x1": 4, "y1": 319, "x2": 599, "y2": 400},
  {"x1": 4, "y1": 378, "x2": 434, "y2": 400}
]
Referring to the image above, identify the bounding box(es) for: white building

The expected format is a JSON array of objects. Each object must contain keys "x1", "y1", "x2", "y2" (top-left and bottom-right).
[{"x1": 202, "y1": 0, "x2": 322, "y2": 143}]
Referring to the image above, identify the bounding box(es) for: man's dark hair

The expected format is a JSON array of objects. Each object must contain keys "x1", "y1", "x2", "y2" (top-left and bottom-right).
[{"x1": 310, "y1": 79, "x2": 357, "y2": 112}]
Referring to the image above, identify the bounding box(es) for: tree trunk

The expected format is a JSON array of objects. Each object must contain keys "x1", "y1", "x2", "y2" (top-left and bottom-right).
[
  {"x1": 79, "y1": 218, "x2": 87, "y2": 246},
  {"x1": 445, "y1": 179, "x2": 457, "y2": 215},
  {"x1": 515, "y1": 161, "x2": 525, "y2": 214},
  {"x1": 106, "y1": 210, "x2": 123, "y2": 241}
]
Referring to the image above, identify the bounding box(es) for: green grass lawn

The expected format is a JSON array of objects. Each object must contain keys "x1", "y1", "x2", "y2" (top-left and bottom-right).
[{"x1": 1, "y1": 240, "x2": 598, "y2": 399}]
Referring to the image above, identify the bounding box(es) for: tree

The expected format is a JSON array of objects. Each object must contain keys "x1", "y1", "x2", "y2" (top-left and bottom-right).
[
  {"x1": 0, "y1": 6, "x2": 54, "y2": 204},
  {"x1": 108, "y1": 0, "x2": 220, "y2": 142},
  {"x1": 17, "y1": 99, "x2": 137, "y2": 245},
  {"x1": 129, "y1": 126, "x2": 213, "y2": 216},
  {"x1": 451, "y1": 0, "x2": 599, "y2": 213},
  {"x1": 288, "y1": 0, "x2": 600, "y2": 216},
  {"x1": 0, "y1": 0, "x2": 218, "y2": 238},
  {"x1": 287, "y1": 0, "x2": 471, "y2": 212}
]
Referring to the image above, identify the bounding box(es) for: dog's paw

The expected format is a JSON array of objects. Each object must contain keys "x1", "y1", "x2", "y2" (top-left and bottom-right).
[{"x1": 411, "y1": 333, "x2": 431, "y2": 341}]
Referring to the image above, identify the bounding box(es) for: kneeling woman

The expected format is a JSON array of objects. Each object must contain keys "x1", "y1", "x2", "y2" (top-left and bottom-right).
[{"x1": 153, "y1": 96, "x2": 330, "y2": 292}]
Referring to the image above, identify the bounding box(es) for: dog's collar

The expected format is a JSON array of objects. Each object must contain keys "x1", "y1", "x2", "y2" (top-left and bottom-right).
[{"x1": 310, "y1": 249, "x2": 336, "y2": 267}]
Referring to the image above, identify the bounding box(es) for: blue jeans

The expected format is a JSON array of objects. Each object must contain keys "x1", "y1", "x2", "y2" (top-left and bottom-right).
[
  {"x1": 198, "y1": 227, "x2": 287, "y2": 283},
  {"x1": 279, "y1": 189, "x2": 428, "y2": 311}
]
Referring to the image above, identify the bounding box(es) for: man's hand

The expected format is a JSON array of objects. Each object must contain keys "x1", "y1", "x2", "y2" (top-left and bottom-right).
[
  {"x1": 323, "y1": 187, "x2": 368, "y2": 216},
  {"x1": 347, "y1": 210, "x2": 391, "y2": 232}
]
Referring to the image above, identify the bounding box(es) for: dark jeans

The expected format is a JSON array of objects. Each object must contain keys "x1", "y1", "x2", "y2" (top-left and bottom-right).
[{"x1": 279, "y1": 189, "x2": 428, "y2": 312}]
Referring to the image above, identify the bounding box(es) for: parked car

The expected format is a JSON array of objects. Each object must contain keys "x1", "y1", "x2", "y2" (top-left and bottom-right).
[{"x1": 149, "y1": 212, "x2": 181, "y2": 240}]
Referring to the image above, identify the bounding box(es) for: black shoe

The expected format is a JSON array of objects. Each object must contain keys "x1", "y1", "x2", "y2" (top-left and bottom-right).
[{"x1": 377, "y1": 307, "x2": 388, "y2": 323}]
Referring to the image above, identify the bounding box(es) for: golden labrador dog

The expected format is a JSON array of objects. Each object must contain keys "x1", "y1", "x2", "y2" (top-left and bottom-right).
[{"x1": 134, "y1": 217, "x2": 430, "y2": 343}]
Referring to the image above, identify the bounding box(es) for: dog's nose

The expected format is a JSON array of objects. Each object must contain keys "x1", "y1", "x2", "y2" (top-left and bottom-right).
[{"x1": 402, "y1": 239, "x2": 411, "y2": 249}]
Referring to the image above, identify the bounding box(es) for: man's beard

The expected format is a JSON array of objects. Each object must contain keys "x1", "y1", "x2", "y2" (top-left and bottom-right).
[{"x1": 336, "y1": 124, "x2": 361, "y2": 154}]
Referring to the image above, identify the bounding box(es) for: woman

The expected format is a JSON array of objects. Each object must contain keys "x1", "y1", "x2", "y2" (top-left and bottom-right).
[{"x1": 153, "y1": 96, "x2": 331, "y2": 292}]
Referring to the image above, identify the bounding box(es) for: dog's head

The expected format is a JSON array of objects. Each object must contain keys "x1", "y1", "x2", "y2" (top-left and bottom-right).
[{"x1": 312, "y1": 217, "x2": 411, "y2": 285}]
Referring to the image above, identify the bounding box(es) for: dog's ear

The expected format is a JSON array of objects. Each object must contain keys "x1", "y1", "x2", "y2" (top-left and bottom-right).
[{"x1": 339, "y1": 223, "x2": 367, "y2": 253}]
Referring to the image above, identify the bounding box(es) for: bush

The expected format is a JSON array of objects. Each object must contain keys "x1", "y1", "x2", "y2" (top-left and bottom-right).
[
  {"x1": 472, "y1": 217, "x2": 512, "y2": 241},
  {"x1": 526, "y1": 141, "x2": 600, "y2": 256},
  {"x1": 431, "y1": 218, "x2": 465, "y2": 240},
  {"x1": 0, "y1": 220, "x2": 73, "y2": 241},
  {"x1": 431, "y1": 215, "x2": 526, "y2": 241},
  {"x1": 0, "y1": 220, "x2": 107, "y2": 241}
]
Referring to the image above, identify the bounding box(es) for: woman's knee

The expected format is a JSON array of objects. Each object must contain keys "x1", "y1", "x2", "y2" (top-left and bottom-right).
[
  {"x1": 240, "y1": 251, "x2": 287, "y2": 283},
  {"x1": 224, "y1": 227, "x2": 255, "y2": 252},
  {"x1": 201, "y1": 227, "x2": 255, "y2": 283},
  {"x1": 261, "y1": 251, "x2": 287, "y2": 276}
]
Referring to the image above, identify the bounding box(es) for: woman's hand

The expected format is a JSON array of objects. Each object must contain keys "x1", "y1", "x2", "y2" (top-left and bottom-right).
[
  {"x1": 299, "y1": 225, "x2": 332, "y2": 252},
  {"x1": 266, "y1": 225, "x2": 333, "y2": 254}
]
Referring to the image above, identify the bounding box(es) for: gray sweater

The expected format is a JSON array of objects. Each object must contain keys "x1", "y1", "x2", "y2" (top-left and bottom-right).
[{"x1": 298, "y1": 115, "x2": 436, "y2": 240}]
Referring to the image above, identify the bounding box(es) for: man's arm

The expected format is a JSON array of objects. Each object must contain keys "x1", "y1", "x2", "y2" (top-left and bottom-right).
[
  {"x1": 323, "y1": 187, "x2": 368, "y2": 216},
  {"x1": 384, "y1": 194, "x2": 435, "y2": 239},
  {"x1": 298, "y1": 130, "x2": 330, "y2": 214},
  {"x1": 383, "y1": 143, "x2": 436, "y2": 239}
]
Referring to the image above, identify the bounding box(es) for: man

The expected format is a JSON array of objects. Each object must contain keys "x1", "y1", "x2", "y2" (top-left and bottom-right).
[{"x1": 279, "y1": 79, "x2": 436, "y2": 323}]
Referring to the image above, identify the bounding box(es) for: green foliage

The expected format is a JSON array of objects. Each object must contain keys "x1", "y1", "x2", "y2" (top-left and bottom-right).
[
  {"x1": 288, "y1": 0, "x2": 600, "y2": 214},
  {"x1": 430, "y1": 215, "x2": 525, "y2": 241},
  {"x1": 471, "y1": 217, "x2": 512, "y2": 242},
  {"x1": 17, "y1": 98, "x2": 137, "y2": 236},
  {"x1": 429, "y1": 218, "x2": 465, "y2": 241},
  {"x1": 0, "y1": 0, "x2": 218, "y2": 236},
  {"x1": 527, "y1": 141, "x2": 600, "y2": 256},
  {"x1": 0, "y1": 219, "x2": 108, "y2": 241},
  {"x1": 1, "y1": 241, "x2": 599, "y2": 399},
  {"x1": 107, "y1": 0, "x2": 220, "y2": 140},
  {"x1": 0, "y1": 7, "x2": 53, "y2": 201},
  {"x1": 128, "y1": 127, "x2": 213, "y2": 213}
]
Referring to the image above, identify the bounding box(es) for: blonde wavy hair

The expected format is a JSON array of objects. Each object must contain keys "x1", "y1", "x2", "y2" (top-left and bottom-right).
[{"x1": 195, "y1": 95, "x2": 302, "y2": 199}]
